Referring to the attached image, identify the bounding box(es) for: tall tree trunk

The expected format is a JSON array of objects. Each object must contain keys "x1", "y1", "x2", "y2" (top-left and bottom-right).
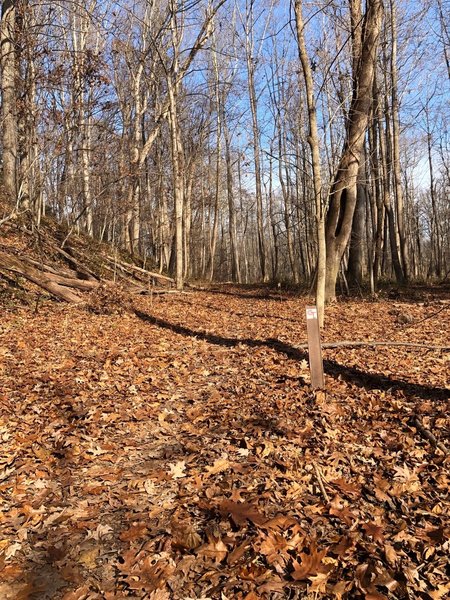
[
  {"x1": 1, "y1": 0, "x2": 18, "y2": 202},
  {"x1": 294, "y1": 0, "x2": 327, "y2": 326},
  {"x1": 244, "y1": 4, "x2": 267, "y2": 282},
  {"x1": 377, "y1": 91, "x2": 405, "y2": 284},
  {"x1": 324, "y1": 0, "x2": 384, "y2": 301},
  {"x1": 278, "y1": 126, "x2": 298, "y2": 284},
  {"x1": 208, "y1": 43, "x2": 222, "y2": 282},
  {"x1": 425, "y1": 111, "x2": 441, "y2": 278},
  {"x1": 167, "y1": 76, "x2": 184, "y2": 290},
  {"x1": 267, "y1": 150, "x2": 279, "y2": 281},
  {"x1": 369, "y1": 77, "x2": 384, "y2": 287},
  {"x1": 183, "y1": 162, "x2": 193, "y2": 279},
  {"x1": 70, "y1": 8, "x2": 95, "y2": 236},
  {"x1": 81, "y1": 112, "x2": 93, "y2": 236},
  {"x1": 17, "y1": 3, "x2": 35, "y2": 214},
  {"x1": 389, "y1": 0, "x2": 408, "y2": 280},
  {"x1": 223, "y1": 114, "x2": 241, "y2": 283}
]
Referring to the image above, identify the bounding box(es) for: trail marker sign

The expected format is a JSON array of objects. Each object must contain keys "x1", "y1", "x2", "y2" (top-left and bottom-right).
[{"x1": 306, "y1": 306, "x2": 325, "y2": 389}]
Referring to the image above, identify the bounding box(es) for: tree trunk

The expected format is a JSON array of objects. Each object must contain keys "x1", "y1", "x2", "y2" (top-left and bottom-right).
[
  {"x1": 369, "y1": 77, "x2": 384, "y2": 288},
  {"x1": 208, "y1": 34, "x2": 222, "y2": 282},
  {"x1": 426, "y1": 111, "x2": 441, "y2": 278},
  {"x1": 167, "y1": 76, "x2": 184, "y2": 290},
  {"x1": 1, "y1": 0, "x2": 18, "y2": 202},
  {"x1": 294, "y1": 0, "x2": 326, "y2": 326},
  {"x1": 377, "y1": 75, "x2": 405, "y2": 284},
  {"x1": 223, "y1": 115, "x2": 241, "y2": 283},
  {"x1": 244, "y1": 5, "x2": 267, "y2": 282},
  {"x1": 347, "y1": 180, "x2": 366, "y2": 286},
  {"x1": 324, "y1": 0, "x2": 384, "y2": 301},
  {"x1": 389, "y1": 0, "x2": 408, "y2": 280}
]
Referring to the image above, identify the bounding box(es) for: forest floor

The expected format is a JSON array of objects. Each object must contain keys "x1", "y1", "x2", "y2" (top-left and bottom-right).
[{"x1": 0, "y1": 285, "x2": 449, "y2": 600}]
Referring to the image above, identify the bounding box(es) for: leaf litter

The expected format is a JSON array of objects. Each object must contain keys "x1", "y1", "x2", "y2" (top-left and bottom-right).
[{"x1": 0, "y1": 286, "x2": 449, "y2": 599}]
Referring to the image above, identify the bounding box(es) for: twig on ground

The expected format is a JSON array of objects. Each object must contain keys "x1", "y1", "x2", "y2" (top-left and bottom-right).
[
  {"x1": 312, "y1": 462, "x2": 330, "y2": 504},
  {"x1": 402, "y1": 304, "x2": 449, "y2": 329},
  {"x1": 412, "y1": 416, "x2": 448, "y2": 455}
]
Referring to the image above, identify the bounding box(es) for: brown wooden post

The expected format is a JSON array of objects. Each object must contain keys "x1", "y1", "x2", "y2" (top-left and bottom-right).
[{"x1": 306, "y1": 306, "x2": 325, "y2": 389}]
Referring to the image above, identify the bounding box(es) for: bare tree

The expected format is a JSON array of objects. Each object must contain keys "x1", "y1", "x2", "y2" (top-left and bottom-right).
[
  {"x1": 238, "y1": 0, "x2": 274, "y2": 282},
  {"x1": 294, "y1": 0, "x2": 327, "y2": 325},
  {"x1": 324, "y1": 0, "x2": 384, "y2": 301},
  {"x1": 1, "y1": 0, "x2": 18, "y2": 202}
]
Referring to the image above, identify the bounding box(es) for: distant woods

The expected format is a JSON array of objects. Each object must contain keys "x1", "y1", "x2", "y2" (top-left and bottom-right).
[{"x1": 1, "y1": 0, "x2": 449, "y2": 295}]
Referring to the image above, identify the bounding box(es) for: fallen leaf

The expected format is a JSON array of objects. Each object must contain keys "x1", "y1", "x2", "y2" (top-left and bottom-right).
[
  {"x1": 78, "y1": 546, "x2": 99, "y2": 569},
  {"x1": 197, "y1": 538, "x2": 227, "y2": 563},
  {"x1": 168, "y1": 460, "x2": 186, "y2": 479},
  {"x1": 5, "y1": 542, "x2": 21, "y2": 560},
  {"x1": 205, "y1": 458, "x2": 232, "y2": 476},
  {"x1": 292, "y1": 543, "x2": 329, "y2": 580},
  {"x1": 220, "y1": 500, "x2": 266, "y2": 527}
]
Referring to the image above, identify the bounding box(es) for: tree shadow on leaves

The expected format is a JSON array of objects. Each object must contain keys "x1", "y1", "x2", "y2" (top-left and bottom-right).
[{"x1": 135, "y1": 310, "x2": 449, "y2": 402}]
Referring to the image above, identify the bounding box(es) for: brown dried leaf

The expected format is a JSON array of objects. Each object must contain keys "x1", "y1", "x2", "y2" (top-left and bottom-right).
[
  {"x1": 220, "y1": 500, "x2": 266, "y2": 527},
  {"x1": 291, "y1": 543, "x2": 329, "y2": 581},
  {"x1": 197, "y1": 538, "x2": 227, "y2": 563}
]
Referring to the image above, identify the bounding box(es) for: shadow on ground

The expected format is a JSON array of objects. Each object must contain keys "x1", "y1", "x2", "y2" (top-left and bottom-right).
[{"x1": 135, "y1": 310, "x2": 449, "y2": 403}]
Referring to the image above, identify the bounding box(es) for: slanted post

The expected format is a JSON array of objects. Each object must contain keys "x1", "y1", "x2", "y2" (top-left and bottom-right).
[{"x1": 306, "y1": 306, "x2": 325, "y2": 389}]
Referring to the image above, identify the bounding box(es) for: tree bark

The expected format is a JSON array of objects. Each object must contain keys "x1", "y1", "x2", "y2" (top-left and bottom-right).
[
  {"x1": 347, "y1": 180, "x2": 366, "y2": 286},
  {"x1": 294, "y1": 0, "x2": 326, "y2": 326},
  {"x1": 389, "y1": 0, "x2": 408, "y2": 280},
  {"x1": 324, "y1": 0, "x2": 384, "y2": 301},
  {"x1": 244, "y1": 2, "x2": 267, "y2": 282},
  {"x1": 167, "y1": 77, "x2": 184, "y2": 290},
  {"x1": 223, "y1": 113, "x2": 241, "y2": 283},
  {"x1": 1, "y1": 0, "x2": 18, "y2": 202}
]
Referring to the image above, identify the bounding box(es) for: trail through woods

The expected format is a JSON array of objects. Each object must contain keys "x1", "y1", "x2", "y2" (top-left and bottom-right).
[{"x1": 0, "y1": 288, "x2": 449, "y2": 599}]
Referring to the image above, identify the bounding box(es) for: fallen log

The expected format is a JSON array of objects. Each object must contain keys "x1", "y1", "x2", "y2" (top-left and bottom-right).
[
  {"x1": 305, "y1": 341, "x2": 450, "y2": 351},
  {"x1": 22, "y1": 256, "x2": 80, "y2": 279},
  {"x1": 0, "y1": 250, "x2": 82, "y2": 302},
  {"x1": 105, "y1": 255, "x2": 174, "y2": 285},
  {"x1": 8, "y1": 254, "x2": 98, "y2": 291},
  {"x1": 46, "y1": 273, "x2": 98, "y2": 291},
  {"x1": 52, "y1": 245, "x2": 99, "y2": 281}
]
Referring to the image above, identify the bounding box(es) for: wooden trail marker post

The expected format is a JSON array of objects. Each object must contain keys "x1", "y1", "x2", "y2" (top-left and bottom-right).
[{"x1": 306, "y1": 306, "x2": 325, "y2": 389}]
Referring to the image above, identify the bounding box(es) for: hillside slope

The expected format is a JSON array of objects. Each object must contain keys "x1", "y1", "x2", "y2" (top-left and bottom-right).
[{"x1": 0, "y1": 212, "x2": 173, "y2": 307}]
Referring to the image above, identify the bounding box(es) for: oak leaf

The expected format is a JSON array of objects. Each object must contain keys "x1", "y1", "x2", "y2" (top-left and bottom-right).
[
  {"x1": 168, "y1": 460, "x2": 186, "y2": 479},
  {"x1": 197, "y1": 538, "x2": 227, "y2": 563},
  {"x1": 205, "y1": 458, "x2": 232, "y2": 476},
  {"x1": 429, "y1": 585, "x2": 450, "y2": 599},
  {"x1": 220, "y1": 500, "x2": 266, "y2": 527},
  {"x1": 291, "y1": 543, "x2": 329, "y2": 581}
]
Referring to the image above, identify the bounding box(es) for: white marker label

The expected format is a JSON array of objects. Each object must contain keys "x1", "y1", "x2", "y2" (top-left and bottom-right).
[{"x1": 306, "y1": 307, "x2": 317, "y2": 320}]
